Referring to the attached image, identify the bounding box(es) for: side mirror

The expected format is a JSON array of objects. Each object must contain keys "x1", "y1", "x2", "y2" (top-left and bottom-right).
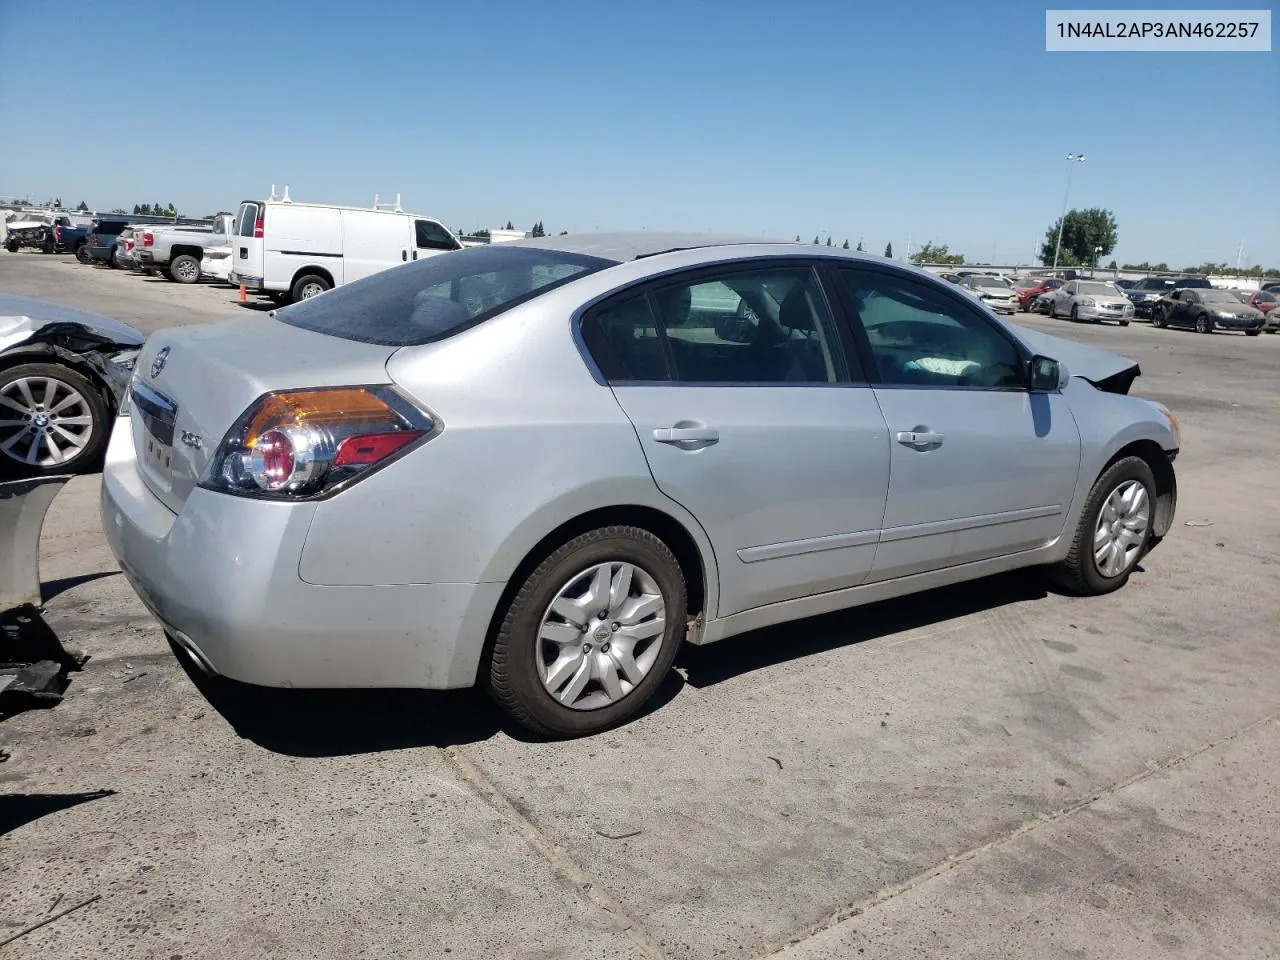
[
  {"x1": 714, "y1": 316, "x2": 755, "y2": 344},
  {"x1": 1029, "y1": 355, "x2": 1067, "y2": 392}
]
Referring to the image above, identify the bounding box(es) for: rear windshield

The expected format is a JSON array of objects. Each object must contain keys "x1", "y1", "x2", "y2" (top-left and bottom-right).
[
  {"x1": 1174, "y1": 277, "x2": 1211, "y2": 288},
  {"x1": 277, "y1": 245, "x2": 617, "y2": 346},
  {"x1": 95, "y1": 221, "x2": 128, "y2": 235}
]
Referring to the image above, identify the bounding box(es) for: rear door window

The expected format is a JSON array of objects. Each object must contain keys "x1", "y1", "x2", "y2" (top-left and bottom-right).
[{"x1": 236, "y1": 202, "x2": 261, "y2": 237}]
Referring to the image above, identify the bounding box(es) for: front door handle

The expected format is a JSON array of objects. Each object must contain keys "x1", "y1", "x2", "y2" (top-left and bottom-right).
[
  {"x1": 653, "y1": 425, "x2": 719, "y2": 445},
  {"x1": 896, "y1": 429, "x2": 944, "y2": 449}
]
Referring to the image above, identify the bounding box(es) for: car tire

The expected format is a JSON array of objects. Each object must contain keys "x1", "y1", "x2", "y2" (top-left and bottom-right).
[
  {"x1": 487, "y1": 525, "x2": 688, "y2": 738},
  {"x1": 5, "y1": 240, "x2": 18, "y2": 253},
  {"x1": 290, "y1": 274, "x2": 330, "y2": 302},
  {"x1": 1195, "y1": 314, "x2": 1213, "y2": 334},
  {"x1": 41, "y1": 234, "x2": 55, "y2": 255},
  {"x1": 75, "y1": 243, "x2": 90, "y2": 264},
  {"x1": 111, "y1": 246, "x2": 125, "y2": 269},
  {"x1": 0, "y1": 362, "x2": 110, "y2": 479},
  {"x1": 1049, "y1": 301, "x2": 1057, "y2": 319},
  {"x1": 1151, "y1": 309, "x2": 1165, "y2": 328},
  {"x1": 1070, "y1": 305, "x2": 1079, "y2": 322},
  {"x1": 1047, "y1": 455, "x2": 1156, "y2": 597},
  {"x1": 1246, "y1": 329, "x2": 1261, "y2": 337},
  {"x1": 1119, "y1": 319, "x2": 1130, "y2": 326},
  {"x1": 170, "y1": 254, "x2": 202, "y2": 284}
]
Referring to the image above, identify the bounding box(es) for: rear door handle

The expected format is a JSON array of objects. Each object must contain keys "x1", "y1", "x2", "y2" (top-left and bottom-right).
[
  {"x1": 653, "y1": 426, "x2": 719, "y2": 444},
  {"x1": 896, "y1": 430, "x2": 944, "y2": 449}
]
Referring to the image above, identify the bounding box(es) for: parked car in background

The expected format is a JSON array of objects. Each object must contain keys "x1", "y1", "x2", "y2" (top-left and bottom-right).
[
  {"x1": 939, "y1": 273, "x2": 963, "y2": 284},
  {"x1": 0, "y1": 293, "x2": 143, "y2": 477},
  {"x1": 1151, "y1": 288, "x2": 1266, "y2": 335},
  {"x1": 229, "y1": 190, "x2": 463, "y2": 304},
  {"x1": 84, "y1": 220, "x2": 131, "y2": 266},
  {"x1": 1262, "y1": 282, "x2": 1280, "y2": 294},
  {"x1": 1246, "y1": 290, "x2": 1277, "y2": 323},
  {"x1": 114, "y1": 227, "x2": 144, "y2": 270},
  {"x1": 1046, "y1": 280, "x2": 1134, "y2": 325},
  {"x1": 958, "y1": 274, "x2": 1018, "y2": 314},
  {"x1": 138, "y1": 214, "x2": 235, "y2": 284},
  {"x1": 4, "y1": 213, "x2": 71, "y2": 253},
  {"x1": 201, "y1": 243, "x2": 234, "y2": 283},
  {"x1": 1113, "y1": 278, "x2": 1135, "y2": 290},
  {"x1": 1016, "y1": 277, "x2": 1063, "y2": 311},
  {"x1": 1124, "y1": 277, "x2": 1177, "y2": 318},
  {"x1": 102, "y1": 234, "x2": 1179, "y2": 737}
]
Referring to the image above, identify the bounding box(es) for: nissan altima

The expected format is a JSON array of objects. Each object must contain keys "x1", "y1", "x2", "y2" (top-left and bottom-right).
[{"x1": 101, "y1": 234, "x2": 1180, "y2": 737}]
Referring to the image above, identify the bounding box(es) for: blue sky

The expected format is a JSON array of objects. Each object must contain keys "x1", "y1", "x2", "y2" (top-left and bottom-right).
[{"x1": 1, "y1": 0, "x2": 1276, "y2": 267}]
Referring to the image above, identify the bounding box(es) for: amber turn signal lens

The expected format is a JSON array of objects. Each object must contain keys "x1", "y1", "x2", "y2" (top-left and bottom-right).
[{"x1": 244, "y1": 388, "x2": 400, "y2": 448}]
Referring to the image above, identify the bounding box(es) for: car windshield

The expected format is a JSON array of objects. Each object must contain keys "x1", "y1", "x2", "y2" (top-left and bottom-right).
[
  {"x1": 1199, "y1": 289, "x2": 1242, "y2": 304},
  {"x1": 1257, "y1": 292, "x2": 1276, "y2": 303},
  {"x1": 972, "y1": 276, "x2": 1010, "y2": 289},
  {"x1": 1077, "y1": 282, "x2": 1118, "y2": 296},
  {"x1": 1011, "y1": 278, "x2": 1040, "y2": 289},
  {"x1": 277, "y1": 245, "x2": 617, "y2": 346}
]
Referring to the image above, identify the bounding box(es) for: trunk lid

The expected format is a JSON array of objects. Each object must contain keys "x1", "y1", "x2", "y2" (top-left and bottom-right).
[{"x1": 130, "y1": 317, "x2": 398, "y2": 512}]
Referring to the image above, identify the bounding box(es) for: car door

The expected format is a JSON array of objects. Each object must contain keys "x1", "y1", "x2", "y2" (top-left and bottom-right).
[
  {"x1": 412, "y1": 218, "x2": 461, "y2": 261},
  {"x1": 580, "y1": 261, "x2": 892, "y2": 617},
  {"x1": 830, "y1": 264, "x2": 1081, "y2": 582},
  {"x1": 1166, "y1": 290, "x2": 1189, "y2": 326},
  {"x1": 1056, "y1": 280, "x2": 1077, "y2": 315}
]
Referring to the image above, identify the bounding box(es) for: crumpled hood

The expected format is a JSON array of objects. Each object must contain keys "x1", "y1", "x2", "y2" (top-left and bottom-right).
[
  {"x1": 0, "y1": 293, "x2": 146, "y2": 353},
  {"x1": 1006, "y1": 323, "x2": 1141, "y2": 394}
]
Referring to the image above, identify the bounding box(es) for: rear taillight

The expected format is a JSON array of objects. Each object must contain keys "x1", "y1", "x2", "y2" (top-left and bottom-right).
[
  {"x1": 142, "y1": 231, "x2": 153, "y2": 247},
  {"x1": 54, "y1": 226, "x2": 62, "y2": 241},
  {"x1": 253, "y1": 217, "x2": 264, "y2": 238},
  {"x1": 201, "y1": 386, "x2": 434, "y2": 500}
]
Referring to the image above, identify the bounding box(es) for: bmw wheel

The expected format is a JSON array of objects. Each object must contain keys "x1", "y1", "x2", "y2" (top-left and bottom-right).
[
  {"x1": 488, "y1": 525, "x2": 687, "y2": 737},
  {"x1": 1047, "y1": 456, "x2": 1155, "y2": 596},
  {"x1": 0, "y1": 363, "x2": 109, "y2": 478}
]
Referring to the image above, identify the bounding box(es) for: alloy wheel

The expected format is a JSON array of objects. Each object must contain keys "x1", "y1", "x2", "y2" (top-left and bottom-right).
[
  {"x1": 0, "y1": 376, "x2": 95, "y2": 467},
  {"x1": 537, "y1": 561, "x2": 666, "y2": 710},
  {"x1": 1092, "y1": 479, "x2": 1149, "y2": 578}
]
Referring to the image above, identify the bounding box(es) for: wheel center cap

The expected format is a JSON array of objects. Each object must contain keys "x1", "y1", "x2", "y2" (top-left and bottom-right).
[
  {"x1": 33, "y1": 413, "x2": 49, "y2": 428},
  {"x1": 593, "y1": 625, "x2": 611, "y2": 642}
]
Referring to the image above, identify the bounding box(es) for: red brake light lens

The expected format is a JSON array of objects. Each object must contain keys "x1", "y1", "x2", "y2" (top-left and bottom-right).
[
  {"x1": 202, "y1": 386, "x2": 433, "y2": 499},
  {"x1": 142, "y1": 231, "x2": 153, "y2": 247},
  {"x1": 253, "y1": 217, "x2": 264, "y2": 239}
]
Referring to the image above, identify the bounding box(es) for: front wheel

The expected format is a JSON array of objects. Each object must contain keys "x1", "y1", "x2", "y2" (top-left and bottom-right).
[
  {"x1": 4, "y1": 240, "x2": 17, "y2": 253},
  {"x1": 75, "y1": 243, "x2": 90, "y2": 264},
  {"x1": 487, "y1": 526, "x2": 687, "y2": 737},
  {"x1": 0, "y1": 363, "x2": 109, "y2": 479},
  {"x1": 1070, "y1": 305, "x2": 1079, "y2": 322},
  {"x1": 1047, "y1": 456, "x2": 1155, "y2": 596},
  {"x1": 1151, "y1": 309, "x2": 1165, "y2": 328},
  {"x1": 1195, "y1": 314, "x2": 1214, "y2": 334},
  {"x1": 1119, "y1": 319, "x2": 1130, "y2": 327},
  {"x1": 1246, "y1": 329, "x2": 1262, "y2": 337}
]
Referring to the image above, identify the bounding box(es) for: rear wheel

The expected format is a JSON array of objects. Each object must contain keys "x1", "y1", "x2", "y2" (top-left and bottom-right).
[
  {"x1": 5, "y1": 240, "x2": 17, "y2": 253},
  {"x1": 0, "y1": 363, "x2": 109, "y2": 478},
  {"x1": 1195, "y1": 314, "x2": 1214, "y2": 334},
  {"x1": 1246, "y1": 329, "x2": 1261, "y2": 337},
  {"x1": 1119, "y1": 319, "x2": 1130, "y2": 326},
  {"x1": 1151, "y1": 308, "x2": 1166, "y2": 328},
  {"x1": 291, "y1": 274, "x2": 330, "y2": 302},
  {"x1": 487, "y1": 526, "x2": 687, "y2": 737},
  {"x1": 75, "y1": 243, "x2": 90, "y2": 264},
  {"x1": 1047, "y1": 456, "x2": 1155, "y2": 596},
  {"x1": 170, "y1": 254, "x2": 201, "y2": 284}
]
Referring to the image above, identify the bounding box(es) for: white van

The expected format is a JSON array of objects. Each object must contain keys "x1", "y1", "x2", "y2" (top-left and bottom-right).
[{"x1": 228, "y1": 191, "x2": 462, "y2": 303}]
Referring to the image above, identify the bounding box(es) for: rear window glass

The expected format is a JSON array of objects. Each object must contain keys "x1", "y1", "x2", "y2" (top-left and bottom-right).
[
  {"x1": 236, "y1": 203, "x2": 260, "y2": 237},
  {"x1": 277, "y1": 245, "x2": 616, "y2": 346}
]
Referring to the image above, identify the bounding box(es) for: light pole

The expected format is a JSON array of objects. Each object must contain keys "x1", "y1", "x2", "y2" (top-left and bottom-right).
[{"x1": 1051, "y1": 153, "x2": 1087, "y2": 275}]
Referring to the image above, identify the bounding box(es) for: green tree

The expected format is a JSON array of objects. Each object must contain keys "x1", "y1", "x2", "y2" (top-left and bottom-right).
[
  {"x1": 884, "y1": 242, "x2": 893, "y2": 258},
  {"x1": 1040, "y1": 208, "x2": 1118, "y2": 267},
  {"x1": 559, "y1": 230, "x2": 568, "y2": 235},
  {"x1": 133, "y1": 204, "x2": 142, "y2": 215},
  {"x1": 531, "y1": 221, "x2": 545, "y2": 237},
  {"x1": 1107, "y1": 260, "x2": 1117, "y2": 270},
  {"x1": 842, "y1": 239, "x2": 850, "y2": 249},
  {"x1": 856, "y1": 241, "x2": 863, "y2": 252},
  {"x1": 825, "y1": 236, "x2": 833, "y2": 247},
  {"x1": 813, "y1": 235, "x2": 820, "y2": 245},
  {"x1": 911, "y1": 242, "x2": 965, "y2": 265},
  {"x1": 505, "y1": 220, "x2": 514, "y2": 231},
  {"x1": 794, "y1": 235, "x2": 801, "y2": 242},
  {"x1": 76, "y1": 201, "x2": 89, "y2": 212}
]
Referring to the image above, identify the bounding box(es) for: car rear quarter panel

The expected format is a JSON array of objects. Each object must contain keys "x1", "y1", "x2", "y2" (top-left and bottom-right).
[{"x1": 296, "y1": 296, "x2": 722, "y2": 613}]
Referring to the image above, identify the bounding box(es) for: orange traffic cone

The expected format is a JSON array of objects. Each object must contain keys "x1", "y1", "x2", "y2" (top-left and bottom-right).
[{"x1": 239, "y1": 284, "x2": 246, "y2": 304}]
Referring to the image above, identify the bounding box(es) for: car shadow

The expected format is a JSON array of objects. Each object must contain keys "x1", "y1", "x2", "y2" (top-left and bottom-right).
[
  {"x1": 677, "y1": 570, "x2": 1049, "y2": 689},
  {"x1": 0, "y1": 789, "x2": 116, "y2": 837},
  {"x1": 41, "y1": 571, "x2": 119, "y2": 603}
]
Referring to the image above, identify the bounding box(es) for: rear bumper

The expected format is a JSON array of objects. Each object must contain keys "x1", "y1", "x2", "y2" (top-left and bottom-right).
[
  {"x1": 99, "y1": 418, "x2": 501, "y2": 690},
  {"x1": 228, "y1": 271, "x2": 264, "y2": 290}
]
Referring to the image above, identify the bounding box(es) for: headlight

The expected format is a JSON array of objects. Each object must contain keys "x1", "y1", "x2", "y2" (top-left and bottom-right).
[
  {"x1": 109, "y1": 348, "x2": 141, "y2": 368},
  {"x1": 1150, "y1": 401, "x2": 1180, "y2": 447},
  {"x1": 1080, "y1": 297, "x2": 1096, "y2": 307},
  {"x1": 1216, "y1": 311, "x2": 1237, "y2": 319}
]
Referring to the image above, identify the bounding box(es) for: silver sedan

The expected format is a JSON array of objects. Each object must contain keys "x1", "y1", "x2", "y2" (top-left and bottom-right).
[
  {"x1": 1046, "y1": 280, "x2": 1135, "y2": 325},
  {"x1": 101, "y1": 234, "x2": 1180, "y2": 736}
]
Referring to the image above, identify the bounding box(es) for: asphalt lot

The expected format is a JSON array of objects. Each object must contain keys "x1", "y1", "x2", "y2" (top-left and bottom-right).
[{"x1": 2, "y1": 251, "x2": 1279, "y2": 959}]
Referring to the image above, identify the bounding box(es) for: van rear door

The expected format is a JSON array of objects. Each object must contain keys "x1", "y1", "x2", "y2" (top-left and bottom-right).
[{"x1": 231, "y1": 200, "x2": 265, "y2": 285}]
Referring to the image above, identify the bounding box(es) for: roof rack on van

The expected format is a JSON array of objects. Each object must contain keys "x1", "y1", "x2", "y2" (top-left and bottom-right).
[
  {"x1": 267, "y1": 184, "x2": 294, "y2": 204},
  {"x1": 372, "y1": 193, "x2": 404, "y2": 213}
]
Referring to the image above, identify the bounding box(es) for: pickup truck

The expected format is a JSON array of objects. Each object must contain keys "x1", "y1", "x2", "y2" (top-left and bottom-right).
[
  {"x1": 138, "y1": 214, "x2": 235, "y2": 283},
  {"x1": 4, "y1": 214, "x2": 72, "y2": 254}
]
